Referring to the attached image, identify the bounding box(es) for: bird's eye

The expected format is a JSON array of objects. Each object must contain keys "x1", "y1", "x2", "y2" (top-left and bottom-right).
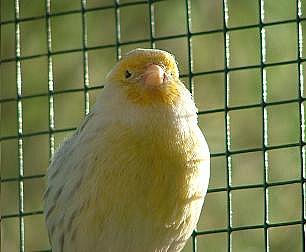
[{"x1": 125, "y1": 70, "x2": 132, "y2": 79}]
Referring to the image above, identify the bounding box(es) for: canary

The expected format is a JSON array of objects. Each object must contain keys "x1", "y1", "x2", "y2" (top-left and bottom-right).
[{"x1": 44, "y1": 48, "x2": 210, "y2": 252}]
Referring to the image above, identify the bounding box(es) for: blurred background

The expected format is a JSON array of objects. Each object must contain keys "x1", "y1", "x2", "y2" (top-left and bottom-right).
[{"x1": 1, "y1": 0, "x2": 305, "y2": 251}]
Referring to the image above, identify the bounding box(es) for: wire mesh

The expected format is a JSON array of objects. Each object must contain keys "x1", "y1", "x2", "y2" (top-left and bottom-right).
[{"x1": 1, "y1": 0, "x2": 305, "y2": 251}]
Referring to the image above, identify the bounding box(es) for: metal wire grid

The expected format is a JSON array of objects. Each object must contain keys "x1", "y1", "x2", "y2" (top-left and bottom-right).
[{"x1": 0, "y1": 0, "x2": 305, "y2": 251}]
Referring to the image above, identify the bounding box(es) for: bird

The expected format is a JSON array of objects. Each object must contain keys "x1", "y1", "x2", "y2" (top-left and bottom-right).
[{"x1": 43, "y1": 48, "x2": 210, "y2": 252}]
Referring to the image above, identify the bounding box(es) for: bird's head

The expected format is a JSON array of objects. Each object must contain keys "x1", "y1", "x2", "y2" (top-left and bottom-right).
[{"x1": 106, "y1": 48, "x2": 182, "y2": 106}]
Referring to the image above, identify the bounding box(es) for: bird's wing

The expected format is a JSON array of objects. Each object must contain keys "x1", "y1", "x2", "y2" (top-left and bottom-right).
[{"x1": 44, "y1": 110, "x2": 97, "y2": 251}]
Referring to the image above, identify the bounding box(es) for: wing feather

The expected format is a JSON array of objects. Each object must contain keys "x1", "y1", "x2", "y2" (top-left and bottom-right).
[{"x1": 44, "y1": 111, "x2": 96, "y2": 250}]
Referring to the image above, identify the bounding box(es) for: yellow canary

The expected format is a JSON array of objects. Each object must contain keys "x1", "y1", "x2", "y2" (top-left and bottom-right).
[{"x1": 44, "y1": 48, "x2": 210, "y2": 252}]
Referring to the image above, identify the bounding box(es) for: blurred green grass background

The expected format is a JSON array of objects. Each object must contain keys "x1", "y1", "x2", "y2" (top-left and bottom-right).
[{"x1": 1, "y1": 0, "x2": 305, "y2": 251}]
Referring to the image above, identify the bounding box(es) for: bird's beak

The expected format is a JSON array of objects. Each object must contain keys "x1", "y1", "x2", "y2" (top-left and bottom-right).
[{"x1": 142, "y1": 64, "x2": 166, "y2": 87}]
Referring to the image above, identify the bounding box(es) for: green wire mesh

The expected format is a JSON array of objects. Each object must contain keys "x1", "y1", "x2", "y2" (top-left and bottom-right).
[{"x1": 1, "y1": 0, "x2": 305, "y2": 251}]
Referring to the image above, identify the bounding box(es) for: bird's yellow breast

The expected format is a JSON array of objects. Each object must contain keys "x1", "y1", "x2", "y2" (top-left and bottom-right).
[{"x1": 78, "y1": 122, "x2": 207, "y2": 242}]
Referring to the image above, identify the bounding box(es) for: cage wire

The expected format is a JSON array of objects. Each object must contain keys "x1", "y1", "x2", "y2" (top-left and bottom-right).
[{"x1": 1, "y1": 0, "x2": 306, "y2": 251}]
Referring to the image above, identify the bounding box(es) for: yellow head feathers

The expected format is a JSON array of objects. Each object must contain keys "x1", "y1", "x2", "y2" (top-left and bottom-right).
[
  {"x1": 107, "y1": 48, "x2": 179, "y2": 82},
  {"x1": 106, "y1": 48, "x2": 182, "y2": 106}
]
